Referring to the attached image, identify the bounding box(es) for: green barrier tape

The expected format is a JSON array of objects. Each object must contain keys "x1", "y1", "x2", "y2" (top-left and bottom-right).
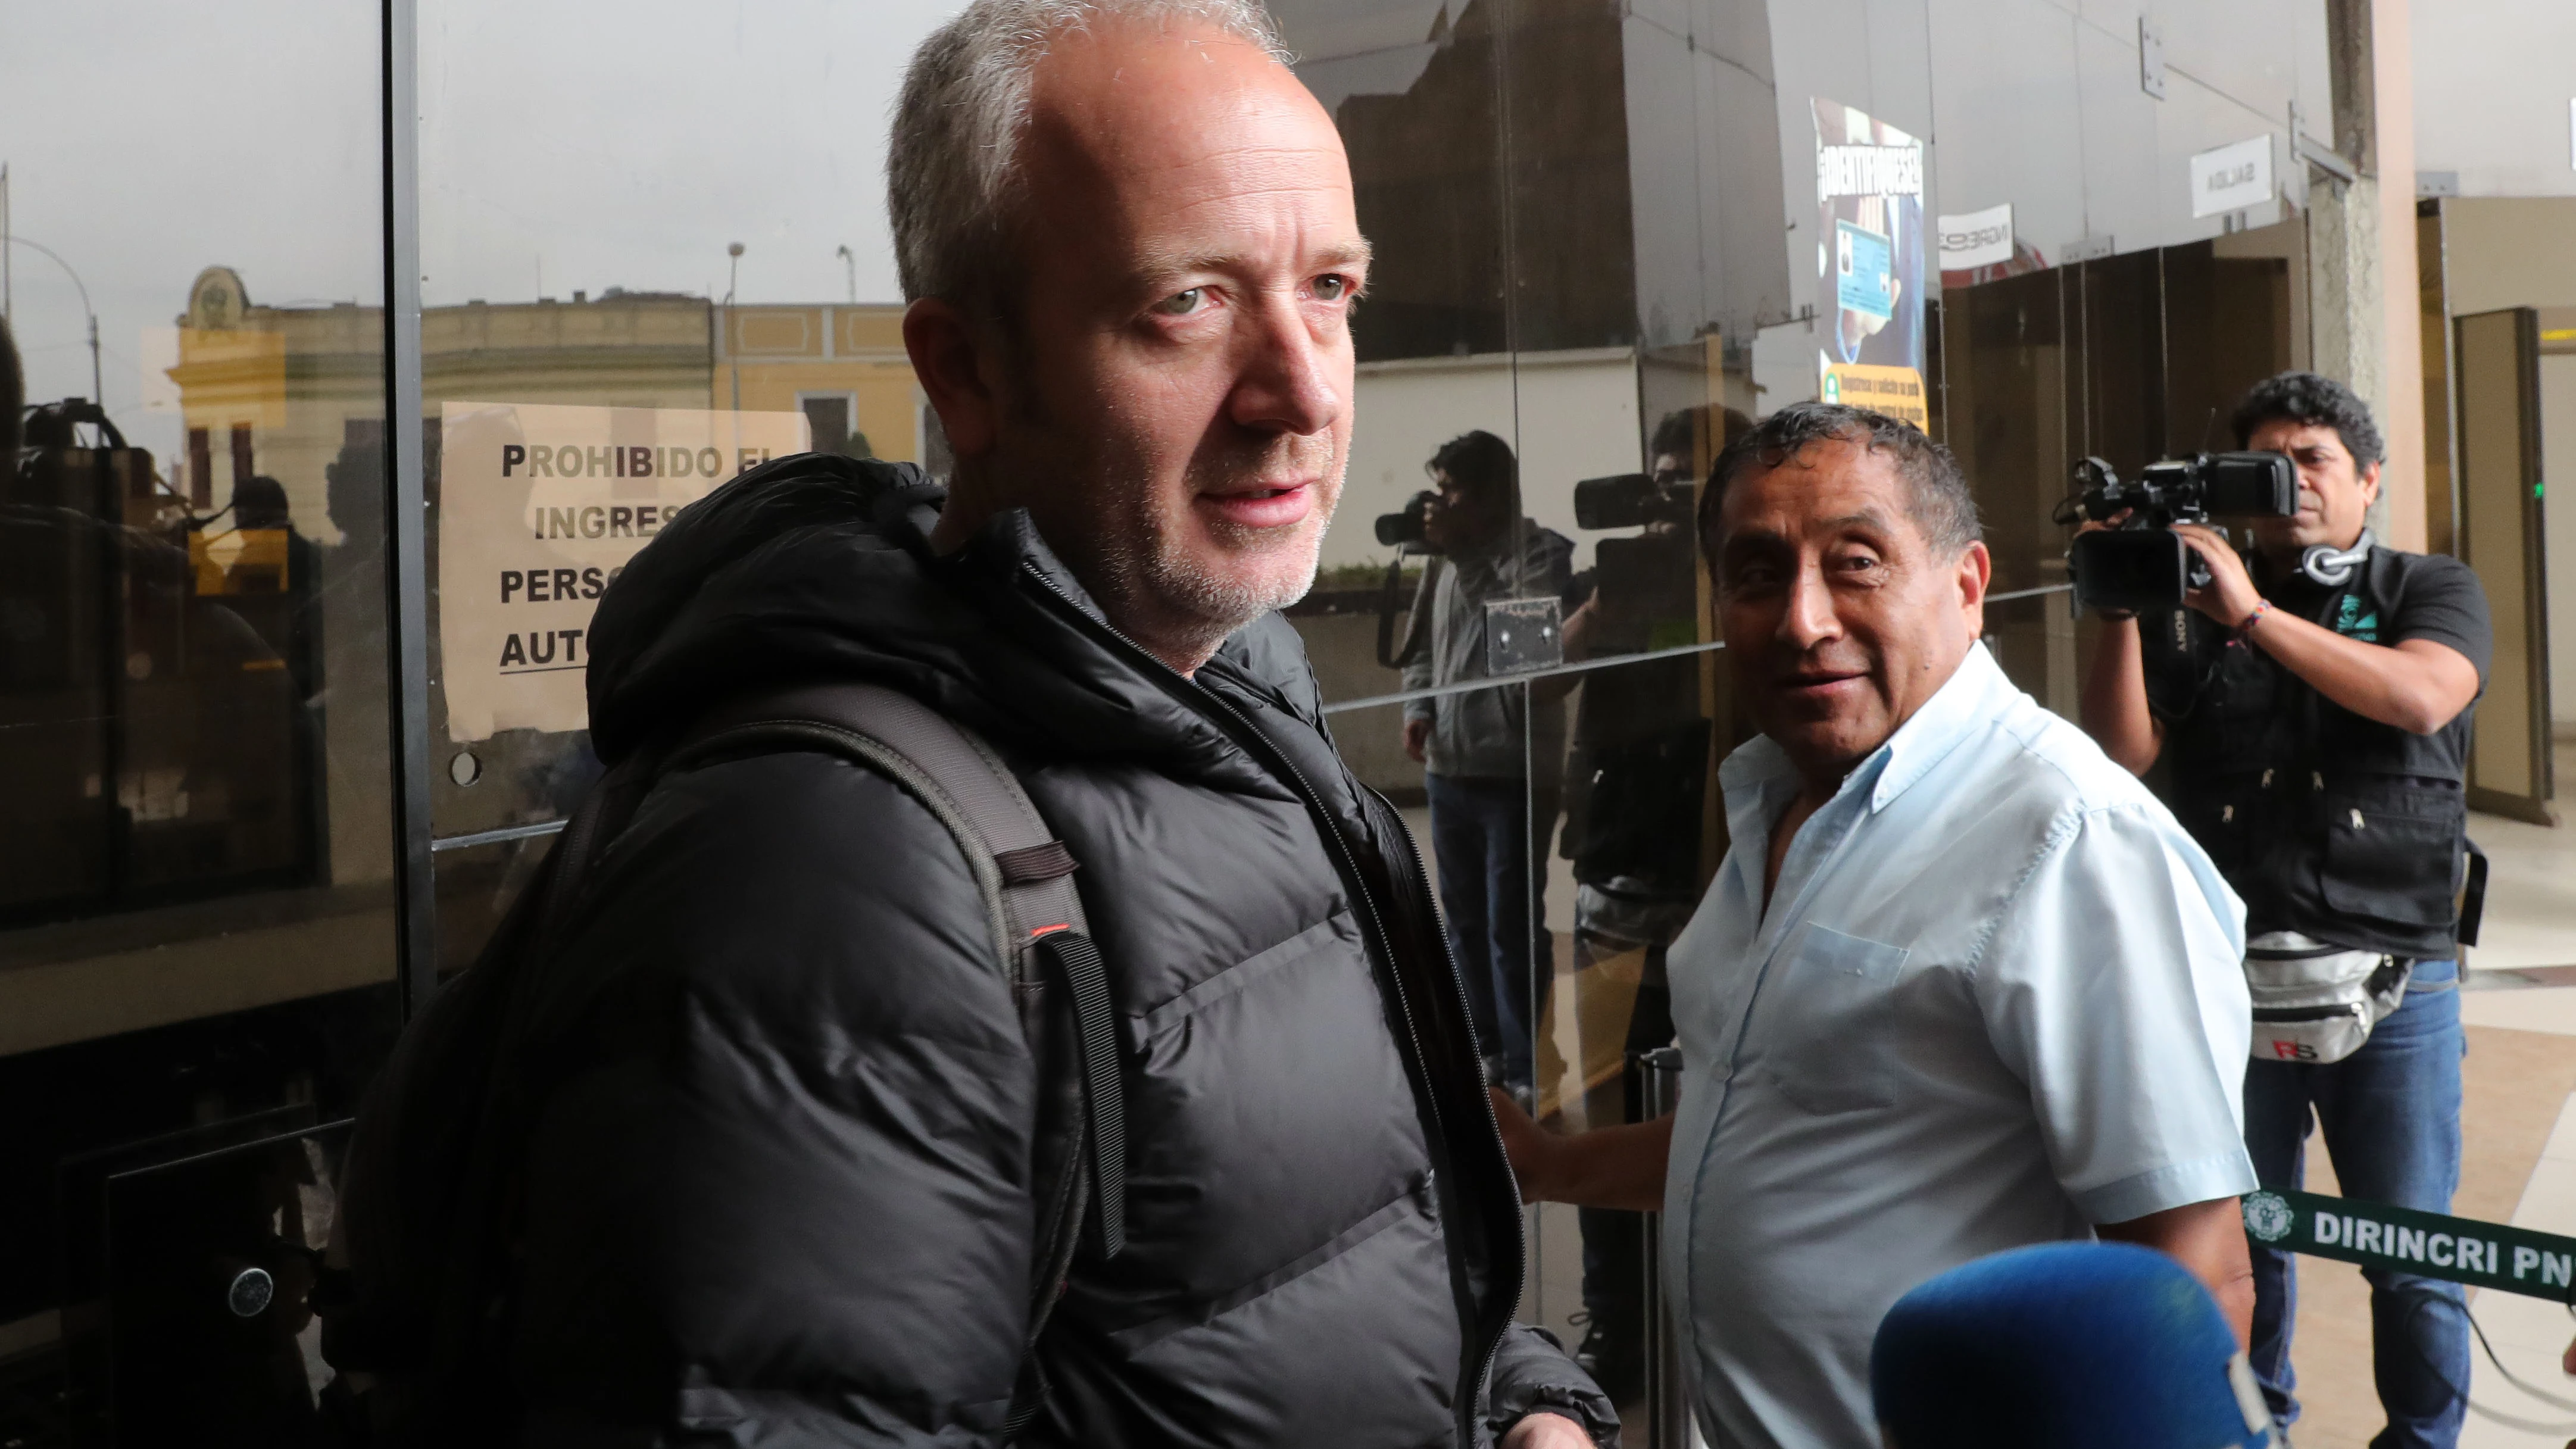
[{"x1": 2243, "y1": 1188, "x2": 2576, "y2": 1302}]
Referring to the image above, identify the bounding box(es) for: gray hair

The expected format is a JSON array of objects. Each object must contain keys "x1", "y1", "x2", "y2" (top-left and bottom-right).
[
  {"x1": 1698, "y1": 401, "x2": 1983, "y2": 560},
  {"x1": 889, "y1": 0, "x2": 1292, "y2": 313}
]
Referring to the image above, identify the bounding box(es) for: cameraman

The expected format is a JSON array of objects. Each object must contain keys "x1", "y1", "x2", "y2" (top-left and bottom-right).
[
  {"x1": 1400, "y1": 429, "x2": 1576, "y2": 1097},
  {"x1": 2079, "y1": 371, "x2": 2488, "y2": 1448}
]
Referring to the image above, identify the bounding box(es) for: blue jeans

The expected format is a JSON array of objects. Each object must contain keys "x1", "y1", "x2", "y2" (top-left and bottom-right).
[
  {"x1": 2243, "y1": 960, "x2": 2467, "y2": 1449},
  {"x1": 1424, "y1": 773, "x2": 1554, "y2": 1089}
]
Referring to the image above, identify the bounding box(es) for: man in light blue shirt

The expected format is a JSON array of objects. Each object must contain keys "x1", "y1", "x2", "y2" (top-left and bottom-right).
[{"x1": 1495, "y1": 402, "x2": 2257, "y2": 1448}]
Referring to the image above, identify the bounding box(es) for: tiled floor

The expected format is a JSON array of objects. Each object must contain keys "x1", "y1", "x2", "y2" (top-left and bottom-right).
[{"x1": 2290, "y1": 752, "x2": 2576, "y2": 1447}]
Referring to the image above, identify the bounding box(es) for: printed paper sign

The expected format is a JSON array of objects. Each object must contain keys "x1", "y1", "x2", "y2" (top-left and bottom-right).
[
  {"x1": 1814, "y1": 99, "x2": 1926, "y2": 427},
  {"x1": 1935, "y1": 202, "x2": 2015, "y2": 272},
  {"x1": 2190, "y1": 135, "x2": 2274, "y2": 218},
  {"x1": 436, "y1": 400, "x2": 808, "y2": 741}
]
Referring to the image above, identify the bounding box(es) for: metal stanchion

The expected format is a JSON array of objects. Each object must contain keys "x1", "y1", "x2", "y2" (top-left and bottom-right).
[{"x1": 1635, "y1": 1045, "x2": 1693, "y2": 1449}]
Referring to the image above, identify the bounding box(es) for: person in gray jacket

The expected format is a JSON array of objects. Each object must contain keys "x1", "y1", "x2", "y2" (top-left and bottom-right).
[
  {"x1": 1400, "y1": 430, "x2": 1577, "y2": 1094},
  {"x1": 491, "y1": 2, "x2": 1614, "y2": 1446}
]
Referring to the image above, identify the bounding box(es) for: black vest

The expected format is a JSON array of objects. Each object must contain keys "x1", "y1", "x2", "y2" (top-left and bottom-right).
[{"x1": 2144, "y1": 547, "x2": 2475, "y2": 960}]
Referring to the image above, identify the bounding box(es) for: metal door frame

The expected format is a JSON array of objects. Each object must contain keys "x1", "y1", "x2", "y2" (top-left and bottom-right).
[
  {"x1": 380, "y1": 0, "x2": 439, "y2": 1011},
  {"x1": 2453, "y1": 306, "x2": 2558, "y2": 825}
]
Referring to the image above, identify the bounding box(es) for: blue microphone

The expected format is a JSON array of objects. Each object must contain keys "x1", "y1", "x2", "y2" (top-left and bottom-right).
[{"x1": 1872, "y1": 1242, "x2": 2278, "y2": 1449}]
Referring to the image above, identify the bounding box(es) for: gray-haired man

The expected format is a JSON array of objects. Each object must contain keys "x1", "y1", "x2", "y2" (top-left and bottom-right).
[{"x1": 492, "y1": 2, "x2": 1610, "y2": 1445}]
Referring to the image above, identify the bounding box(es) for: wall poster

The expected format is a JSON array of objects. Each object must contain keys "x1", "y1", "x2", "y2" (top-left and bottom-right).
[
  {"x1": 1813, "y1": 98, "x2": 1928, "y2": 428},
  {"x1": 436, "y1": 400, "x2": 809, "y2": 741}
]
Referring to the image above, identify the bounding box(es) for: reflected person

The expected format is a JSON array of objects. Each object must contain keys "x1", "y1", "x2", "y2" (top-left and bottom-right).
[
  {"x1": 466, "y1": 2, "x2": 1612, "y2": 1445},
  {"x1": 1491, "y1": 402, "x2": 2259, "y2": 1448},
  {"x1": 1553, "y1": 406, "x2": 1714, "y2": 1403},
  {"x1": 1400, "y1": 429, "x2": 1576, "y2": 1096}
]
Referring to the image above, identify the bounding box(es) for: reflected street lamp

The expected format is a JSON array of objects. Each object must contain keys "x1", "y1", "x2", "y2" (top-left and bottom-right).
[
  {"x1": 725, "y1": 242, "x2": 745, "y2": 411},
  {"x1": 6, "y1": 234, "x2": 102, "y2": 407}
]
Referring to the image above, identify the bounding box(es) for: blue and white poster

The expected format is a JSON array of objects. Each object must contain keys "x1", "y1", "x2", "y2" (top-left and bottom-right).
[{"x1": 1813, "y1": 98, "x2": 1926, "y2": 428}]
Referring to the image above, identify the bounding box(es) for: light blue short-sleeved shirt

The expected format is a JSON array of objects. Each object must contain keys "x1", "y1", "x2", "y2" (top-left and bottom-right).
[{"x1": 1664, "y1": 642, "x2": 2256, "y2": 1449}]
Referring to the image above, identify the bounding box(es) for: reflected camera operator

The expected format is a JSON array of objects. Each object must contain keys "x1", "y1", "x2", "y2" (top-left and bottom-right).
[
  {"x1": 1554, "y1": 408, "x2": 1719, "y2": 1403},
  {"x1": 2077, "y1": 371, "x2": 2489, "y2": 1447},
  {"x1": 1396, "y1": 430, "x2": 1576, "y2": 1097}
]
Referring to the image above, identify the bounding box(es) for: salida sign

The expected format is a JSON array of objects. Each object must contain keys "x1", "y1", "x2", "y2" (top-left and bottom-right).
[{"x1": 437, "y1": 401, "x2": 808, "y2": 741}]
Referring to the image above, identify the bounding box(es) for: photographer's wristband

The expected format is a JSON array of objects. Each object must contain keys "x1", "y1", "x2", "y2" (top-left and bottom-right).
[{"x1": 2237, "y1": 599, "x2": 2272, "y2": 633}]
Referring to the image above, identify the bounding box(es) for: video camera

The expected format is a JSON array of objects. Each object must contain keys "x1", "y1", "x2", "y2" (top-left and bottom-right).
[
  {"x1": 1572, "y1": 471, "x2": 1698, "y2": 620},
  {"x1": 1573, "y1": 472, "x2": 1694, "y2": 532},
  {"x1": 1375, "y1": 490, "x2": 1437, "y2": 551},
  {"x1": 2059, "y1": 451, "x2": 2297, "y2": 613}
]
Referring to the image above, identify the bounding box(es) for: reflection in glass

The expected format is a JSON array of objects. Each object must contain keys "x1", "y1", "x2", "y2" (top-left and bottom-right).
[
  {"x1": 0, "y1": 5, "x2": 399, "y2": 1436},
  {"x1": 1278, "y1": 0, "x2": 1785, "y2": 1398},
  {"x1": 1387, "y1": 431, "x2": 1575, "y2": 1094},
  {"x1": 413, "y1": 0, "x2": 957, "y2": 860},
  {"x1": 1937, "y1": 223, "x2": 2305, "y2": 717},
  {"x1": 432, "y1": 833, "x2": 551, "y2": 979},
  {"x1": 1547, "y1": 641, "x2": 1712, "y2": 1407},
  {"x1": 5, "y1": 276, "x2": 395, "y2": 926}
]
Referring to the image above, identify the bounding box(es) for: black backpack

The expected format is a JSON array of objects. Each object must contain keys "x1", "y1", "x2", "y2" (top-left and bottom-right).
[{"x1": 316, "y1": 681, "x2": 1124, "y2": 1444}]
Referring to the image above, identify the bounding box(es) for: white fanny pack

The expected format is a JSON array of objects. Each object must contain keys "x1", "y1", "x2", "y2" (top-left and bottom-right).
[{"x1": 2245, "y1": 932, "x2": 2412, "y2": 1064}]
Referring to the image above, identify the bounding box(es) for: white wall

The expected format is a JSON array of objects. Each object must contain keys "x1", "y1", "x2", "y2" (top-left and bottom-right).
[
  {"x1": 1325, "y1": 348, "x2": 1644, "y2": 573},
  {"x1": 2442, "y1": 199, "x2": 2576, "y2": 315},
  {"x1": 2413, "y1": 0, "x2": 2576, "y2": 198}
]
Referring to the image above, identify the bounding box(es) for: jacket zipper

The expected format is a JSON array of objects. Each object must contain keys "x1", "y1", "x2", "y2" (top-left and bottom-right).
[
  {"x1": 1014, "y1": 560, "x2": 1511, "y2": 1447},
  {"x1": 1362, "y1": 779, "x2": 1519, "y2": 1431}
]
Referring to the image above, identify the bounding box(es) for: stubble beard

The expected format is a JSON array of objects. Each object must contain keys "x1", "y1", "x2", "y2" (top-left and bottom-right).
[
  {"x1": 978, "y1": 354, "x2": 1343, "y2": 670},
  {"x1": 1051, "y1": 438, "x2": 1342, "y2": 669}
]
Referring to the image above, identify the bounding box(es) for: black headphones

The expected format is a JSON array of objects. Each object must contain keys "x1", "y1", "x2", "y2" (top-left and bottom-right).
[{"x1": 2299, "y1": 529, "x2": 2373, "y2": 587}]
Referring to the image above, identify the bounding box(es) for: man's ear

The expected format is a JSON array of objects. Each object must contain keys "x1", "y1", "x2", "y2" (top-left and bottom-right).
[
  {"x1": 1956, "y1": 539, "x2": 1993, "y2": 636},
  {"x1": 2355, "y1": 458, "x2": 2383, "y2": 510},
  {"x1": 903, "y1": 297, "x2": 1003, "y2": 461}
]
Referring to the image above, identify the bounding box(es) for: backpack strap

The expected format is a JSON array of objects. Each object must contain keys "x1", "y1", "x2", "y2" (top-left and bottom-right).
[
  {"x1": 659, "y1": 682, "x2": 1124, "y2": 1438},
  {"x1": 683, "y1": 683, "x2": 1086, "y2": 948}
]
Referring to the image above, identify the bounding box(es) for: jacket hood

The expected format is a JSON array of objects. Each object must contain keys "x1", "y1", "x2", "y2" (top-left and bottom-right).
[{"x1": 582, "y1": 454, "x2": 1320, "y2": 776}]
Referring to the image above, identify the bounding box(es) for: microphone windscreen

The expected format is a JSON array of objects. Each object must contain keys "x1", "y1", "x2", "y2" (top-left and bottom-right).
[{"x1": 1871, "y1": 1241, "x2": 2276, "y2": 1449}]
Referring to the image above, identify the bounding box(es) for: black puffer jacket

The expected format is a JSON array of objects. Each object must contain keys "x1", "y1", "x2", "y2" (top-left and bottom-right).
[{"x1": 504, "y1": 456, "x2": 1614, "y2": 1447}]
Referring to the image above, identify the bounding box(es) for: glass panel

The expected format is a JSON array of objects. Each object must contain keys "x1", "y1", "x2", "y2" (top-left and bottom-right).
[
  {"x1": 2162, "y1": 224, "x2": 2308, "y2": 452},
  {"x1": 0, "y1": 4, "x2": 398, "y2": 1433},
  {"x1": 1943, "y1": 266, "x2": 2073, "y2": 597},
  {"x1": 413, "y1": 1, "x2": 959, "y2": 957},
  {"x1": 1540, "y1": 644, "x2": 1713, "y2": 1414},
  {"x1": 430, "y1": 833, "x2": 552, "y2": 980},
  {"x1": 2075, "y1": 248, "x2": 2168, "y2": 479},
  {"x1": 1276, "y1": 1, "x2": 1516, "y2": 707},
  {"x1": 1981, "y1": 589, "x2": 2082, "y2": 722},
  {"x1": 1484, "y1": 0, "x2": 1779, "y2": 1376},
  {"x1": 1941, "y1": 220, "x2": 2303, "y2": 621}
]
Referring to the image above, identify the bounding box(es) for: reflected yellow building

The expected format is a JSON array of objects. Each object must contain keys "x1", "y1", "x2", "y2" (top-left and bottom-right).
[
  {"x1": 148, "y1": 270, "x2": 932, "y2": 950},
  {"x1": 717, "y1": 304, "x2": 926, "y2": 465},
  {"x1": 168, "y1": 267, "x2": 925, "y2": 544},
  {"x1": 169, "y1": 267, "x2": 370, "y2": 532}
]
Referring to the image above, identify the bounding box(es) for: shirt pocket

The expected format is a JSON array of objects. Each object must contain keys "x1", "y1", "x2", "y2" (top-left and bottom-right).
[{"x1": 1765, "y1": 924, "x2": 1912, "y2": 1115}]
